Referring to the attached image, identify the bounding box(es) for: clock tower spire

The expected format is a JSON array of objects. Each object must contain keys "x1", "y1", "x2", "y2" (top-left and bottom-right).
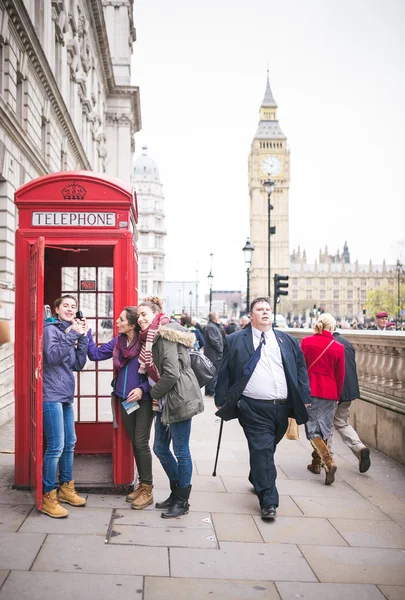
[{"x1": 248, "y1": 72, "x2": 290, "y2": 302}]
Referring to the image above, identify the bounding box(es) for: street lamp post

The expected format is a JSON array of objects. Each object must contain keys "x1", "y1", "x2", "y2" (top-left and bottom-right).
[
  {"x1": 189, "y1": 290, "x2": 193, "y2": 316},
  {"x1": 207, "y1": 253, "x2": 214, "y2": 312},
  {"x1": 242, "y1": 238, "x2": 255, "y2": 314},
  {"x1": 397, "y1": 259, "x2": 403, "y2": 323},
  {"x1": 264, "y1": 178, "x2": 276, "y2": 296}
]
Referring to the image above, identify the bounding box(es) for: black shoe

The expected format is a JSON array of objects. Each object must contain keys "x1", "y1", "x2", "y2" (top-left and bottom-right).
[
  {"x1": 261, "y1": 505, "x2": 277, "y2": 520},
  {"x1": 359, "y1": 447, "x2": 371, "y2": 473},
  {"x1": 161, "y1": 485, "x2": 191, "y2": 519},
  {"x1": 155, "y1": 480, "x2": 179, "y2": 509}
]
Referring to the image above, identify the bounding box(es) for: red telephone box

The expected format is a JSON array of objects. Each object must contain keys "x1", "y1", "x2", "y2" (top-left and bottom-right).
[{"x1": 14, "y1": 171, "x2": 138, "y2": 508}]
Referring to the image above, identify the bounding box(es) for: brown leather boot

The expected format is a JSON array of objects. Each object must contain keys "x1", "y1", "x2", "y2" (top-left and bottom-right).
[
  {"x1": 310, "y1": 437, "x2": 337, "y2": 485},
  {"x1": 131, "y1": 483, "x2": 153, "y2": 510},
  {"x1": 307, "y1": 450, "x2": 322, "y2": 474},
  {"x1": 40, "y1": 490, "x2": 69, "y2": 518},
  {"x1": 58, "y1": 480, "x2": 87, "y2": 506},
  {"x1": 126, "y1": 482, "x2": 143, "y2": 503}
]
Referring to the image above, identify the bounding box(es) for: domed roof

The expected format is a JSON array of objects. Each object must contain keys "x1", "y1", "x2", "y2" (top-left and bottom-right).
[{"x1": 132, "y1": 146, "x2": 160, "y2": 182}]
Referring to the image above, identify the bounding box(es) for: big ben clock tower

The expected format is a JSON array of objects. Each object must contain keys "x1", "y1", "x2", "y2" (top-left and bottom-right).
[{"x1": 249, "y1": 72, "x2": 290, "y2": 300}]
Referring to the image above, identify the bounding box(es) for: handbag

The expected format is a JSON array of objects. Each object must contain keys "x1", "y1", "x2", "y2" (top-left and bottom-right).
[
  {"x1": 285, "y1": 417, "x2": 299, "y2": 440},
  {"x1": 0, "y1": 320, "x2": 10, "y2": 345},
  {"x1": 189, "y1": 350, "x2": 216, "y2": 388}
]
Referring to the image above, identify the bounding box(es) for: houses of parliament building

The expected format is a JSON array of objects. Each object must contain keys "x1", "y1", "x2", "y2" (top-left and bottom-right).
[{"x1": 248, "y1": 73, "x2": 396, "y2": 322}]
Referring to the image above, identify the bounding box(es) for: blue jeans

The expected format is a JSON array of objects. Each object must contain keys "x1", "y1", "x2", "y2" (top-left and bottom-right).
[
  {"x1": 42, "y1": 401, "x2": 77, "y2": 493},
  {"x1": 153, "y1": 412, "x2": 192, "y2": 488}
]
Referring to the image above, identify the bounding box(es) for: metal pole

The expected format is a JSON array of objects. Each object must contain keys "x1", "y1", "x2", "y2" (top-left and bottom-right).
[
  {"x1": 212, "y1": 419, "x2": 224, "y2": 477},
  {"x1": 273, "y1": 275, "x2": 277, "y2": 326},
  {"x1": 268, "y1": 192, "x2": 271, "y2": 296},
  {"x1": 209, "y1": 287, "x2": 212, "y2": 312},
  {"x1": 246, "y1": 267, "x2": 250, "y2": 314},
  {"x1": 398, "y1": 261, "x2": 401, "y2": 323}
]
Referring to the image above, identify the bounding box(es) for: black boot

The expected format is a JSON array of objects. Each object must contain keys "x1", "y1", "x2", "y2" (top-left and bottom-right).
[
  {"x1": 155, "y1": 480, "x2": 179, "y2": 509},
  {"x1": 161, "y1": 485, "x2": 191, "y2": 519}
]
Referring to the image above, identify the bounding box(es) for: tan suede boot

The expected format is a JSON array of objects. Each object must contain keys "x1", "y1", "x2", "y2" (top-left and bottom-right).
[
  {"x1": 310, "y1": 437, "x2": 337, "y2": 485},
  {"x1": 307, "y1": 450, "x2": 322, "y2": 475},
  {"x1": 126, "y1": 482, "x2": 143, "y2": 503},
  {"x1": 131, "y1": 483, "x2": 153, "y2": 510},
  {"x1": 40, "y1": 490, "x2": 69, "y2": 518},
  {"x1": 58, "y1": 480, "x2": 87, "y2": 506}
]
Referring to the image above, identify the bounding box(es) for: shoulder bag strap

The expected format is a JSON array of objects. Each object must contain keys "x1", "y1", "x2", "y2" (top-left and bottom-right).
[{"x1": 307, "y1": 339, "x2": 335, "y2": 371}]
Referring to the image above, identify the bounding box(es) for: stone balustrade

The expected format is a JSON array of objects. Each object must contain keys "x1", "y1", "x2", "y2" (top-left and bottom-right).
[{"x1": 287, "y1": 328, "x2": 405, "y2": 464}]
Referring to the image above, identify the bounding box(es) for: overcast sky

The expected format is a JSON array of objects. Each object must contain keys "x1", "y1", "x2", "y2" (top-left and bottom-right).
[{"x1": 131, "y1": 0, "x2": 404, "y2": 295}]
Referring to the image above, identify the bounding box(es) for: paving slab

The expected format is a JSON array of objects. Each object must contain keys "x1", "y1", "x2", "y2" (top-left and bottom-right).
[
  {"x1": 0, "y1": 571, "x2": 9, "y2": 588},
  {"x1": 299, "y1": 545, "x2": 405, "y2": 584},
  {"x1": 154, "y1": 473, "x2": 227, "y2": 493},
  {"x1": 195, "y1": 460, "x2": 249, "y2": 477},
  {"x1": 32, "y1": 533, "x2": 169, "y2": 576},
  {"x1": 377, "y1": 585, "x2": 405, "y2": 600},
  {"x1": 19, "y1": 506, "x2": 112, "y2": 535},
  {"x1": 144, "y1": 577, "x2": 279, "y2": 599},
  {"x1": 110, "y1": 523, "x2": 218, "y2": 548},
  {"x1": 330, "y1": 518, "x2": 405, "y2": 548},
  {"x1": 170, "y1": 542, "x2": 317, "y2": 581},
  {"x1": 211, "y1": 513, "x2": 263, "y2": 542},
  {"x1": 253, "y1": 516, "x2": 348, "y2": 546},
  {"x1": 0, "y1": 488, "x2": 35, "y2": 505},
  {"x1": 275, "y1": 582, "x2": 386, "y2": 600},
  {"x1": 84, "y1": 494, "x2": 130, "y2": 509},
  {"x1": 0, "y1": 571, "x2": 143, "y2": 600},
  {"x1": 0, "y1": 504, "x2": 32, "y2": 531},
  {"x1": 115, "y1": 508, "x2": 212, "y2": 528},
  {"x1": 292, "y1": 495, "x2": 391, "y2": 520},
  {"x1": 277, "y1": 478, "x2": 364, "y2": 499},
  {"x1": 0, "y1": 532, "x2": 45, "y2": 570},
  {"x1": 189, "y1": 490, "x2": 303, "y2": 516}
]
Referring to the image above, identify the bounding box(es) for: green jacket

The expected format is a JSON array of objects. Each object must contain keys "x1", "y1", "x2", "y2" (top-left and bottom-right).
[{"x1": 151, "y1": 322, "x2": 204, "y2": 426}]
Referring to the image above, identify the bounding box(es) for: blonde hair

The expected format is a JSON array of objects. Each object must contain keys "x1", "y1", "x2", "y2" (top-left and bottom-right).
[
  {"x1": 314, "y1": 313, "x2": 336, "y2": 334},
  {"x1": 139, "y1": 296, "x2": 164, "y2": 313}
]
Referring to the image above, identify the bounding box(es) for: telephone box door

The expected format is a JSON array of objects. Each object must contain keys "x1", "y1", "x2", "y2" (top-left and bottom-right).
[{"x1": 29, "y1": 237, "x2": 45, "y2": 509}]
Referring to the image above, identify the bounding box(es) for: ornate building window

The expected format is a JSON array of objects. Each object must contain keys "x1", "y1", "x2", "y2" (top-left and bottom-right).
[
  {"x1": 141, "y1": 280, "x2": 148, "y2": 294},
  {"x1": 347, "y1": 290, "x2": 353, "y2": 300},
  {"x1": 334, "y1": 290, "x2": 339, "y2": 300}
]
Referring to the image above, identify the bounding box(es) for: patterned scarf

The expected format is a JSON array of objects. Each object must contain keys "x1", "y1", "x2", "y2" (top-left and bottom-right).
[
  {"x1": 138, "y1": 312, "x2": 170, "y2": 410},
  {"x1": 112, "y1": 334, "x2": 140, "y2": 376}
]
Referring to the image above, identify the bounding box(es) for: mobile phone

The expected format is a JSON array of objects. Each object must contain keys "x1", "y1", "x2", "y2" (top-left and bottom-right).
[{"x1": 76, "y1": 311, "x2": 84, "y2": 320}]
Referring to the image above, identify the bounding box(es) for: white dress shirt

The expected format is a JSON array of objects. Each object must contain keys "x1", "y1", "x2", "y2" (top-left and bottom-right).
[{"x1": 243, "y1": 327, "x2": 288, "y2": 400}]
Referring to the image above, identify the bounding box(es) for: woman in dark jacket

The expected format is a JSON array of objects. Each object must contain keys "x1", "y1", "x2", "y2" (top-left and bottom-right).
[
  {"x1": 41, "y1": 295, "x2": 88, "y2": 518},
  {"x1": 301, "y1": 313, "x2": 345, "y2": 485},
  {"x1": 87, "y1": 306, "x2": 154, "y2": 510},
  {"x1": 137, "y1": 296, "x2": 204, "y2": 518}
]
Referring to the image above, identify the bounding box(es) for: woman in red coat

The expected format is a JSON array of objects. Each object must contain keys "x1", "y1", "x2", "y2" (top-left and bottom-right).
[{"x1": 301, "y1": 314, "x2": 345, "y2": 485}]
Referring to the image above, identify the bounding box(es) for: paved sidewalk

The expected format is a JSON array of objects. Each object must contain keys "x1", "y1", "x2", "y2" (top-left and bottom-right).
[{"x1": 1, "y1": 397, "x2": 405, "y2": 599}]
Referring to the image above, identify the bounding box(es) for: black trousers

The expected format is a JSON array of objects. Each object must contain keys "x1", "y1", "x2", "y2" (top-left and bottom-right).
[
  {"x1": 238, "y1": 395, "x2": 290, "y2": 508},
  {"x1": 119, "y1": 398, "x2": 154, "y2": 485}
]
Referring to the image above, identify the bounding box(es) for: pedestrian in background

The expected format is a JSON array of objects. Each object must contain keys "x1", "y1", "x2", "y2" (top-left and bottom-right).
[
  {"x1": 216, "y1": 297, "x2": 310, "y2": 520},
  {"x1": 204, "y1": 311, "x2": 224, "y2": 397},
  {"x1": 41, "y1": 295, "x2": 88, "y2": 518},
  {"x1": 240, "y1": 315, "x2": 250, "y2": 329},
  {"x1": 180, "y1": 314, "x2": 205, "y2": 350},
  {"x1": 370, "y1": 311, "x2": 389, "y2": 330},
  {"x1": 137, "y1": 297, "x2": 204, "y2": 518},
  {"x1": 301, "y1": 313, "x2": 345, "y2": 485},
  {"x1": 328, "y1": 329, "x2": 371, "y2": 473},
  {"x1": 87, "y1": 306, "x2": 155, "y2": 510}
]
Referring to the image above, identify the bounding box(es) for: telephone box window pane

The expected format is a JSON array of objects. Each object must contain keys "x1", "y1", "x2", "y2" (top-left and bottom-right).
[
  {"x1": 99, "y1": 319, "x2": 113, "y2": 342},
  {"x1": 98, "y1": 397, "x2": 112, "y2": 422},
  {"x1": 79, "y1": 294, "x2": 96, "y2": 317},
  {"x1": 62, "y1": 267, "x2": 78, "y2": 291},
  {"x1": 80, "y1": 267, "x2": 97, "y2": 282},
  {"x1": 98, "y1": 371, "x2": 113, "y2": 395},
  {"x1": 83, "y1": 358, "x2": 95, "y2": 371},
  {"x1": 73, "y1": 397, "x2": 78, "y2": 421},
  {"x1": 98, "y1": 267, "x2": 113, "y2": 291},
  {"x1": 80, "y1": 371, "x2": 96, "y2": 395},
  {"x1": 98, "y1": 356, "x2": 113, "y2": 370},
  {"x1": 98, "y1": 293, "x2": 113, "y2": 318},
  {"x1": 73, "y1": 372, "x2": 78, "y2": 396},
  {"x1": 86, "y1": 318, "x2": 96, "y2": 340},
  {"x1": 80, "y1": 397, "x2": 96, "y2": 421}
]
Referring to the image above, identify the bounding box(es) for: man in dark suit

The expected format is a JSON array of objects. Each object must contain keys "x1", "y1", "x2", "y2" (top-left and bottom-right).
[
  {"x1": 328, "y1": 331, "x2": 371, "y2": 473},
  {"x1": 215, "y1": 297, "x2": 311, "y2": 520}
]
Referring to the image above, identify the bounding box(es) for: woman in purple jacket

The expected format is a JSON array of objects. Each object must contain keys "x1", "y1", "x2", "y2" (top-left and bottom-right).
[{"x1": 87, "y1": 306, "x2": 154, "y2": 510}]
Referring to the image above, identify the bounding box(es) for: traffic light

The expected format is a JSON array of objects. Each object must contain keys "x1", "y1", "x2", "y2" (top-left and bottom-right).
[{"x1": 273, "y1": 274, "x2": 289, "y2": 326}]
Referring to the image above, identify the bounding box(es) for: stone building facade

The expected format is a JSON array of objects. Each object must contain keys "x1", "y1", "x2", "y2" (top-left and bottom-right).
[
  {"x1": 132, "y1": 147, "x2": 166, "y2": 302},
  {"x1": 0, "y1": 0, "x2": 141, "y2": 425}
]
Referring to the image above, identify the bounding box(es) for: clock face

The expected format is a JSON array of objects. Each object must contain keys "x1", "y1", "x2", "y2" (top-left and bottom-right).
[{"x1": 261, "y1": 155, "x2": 282, "y2": 176}]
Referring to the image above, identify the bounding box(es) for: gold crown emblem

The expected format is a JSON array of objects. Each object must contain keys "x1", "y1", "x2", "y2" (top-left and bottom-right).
[{"x1": 61, "y1": 182, "x2": 87, "y2": 201}]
